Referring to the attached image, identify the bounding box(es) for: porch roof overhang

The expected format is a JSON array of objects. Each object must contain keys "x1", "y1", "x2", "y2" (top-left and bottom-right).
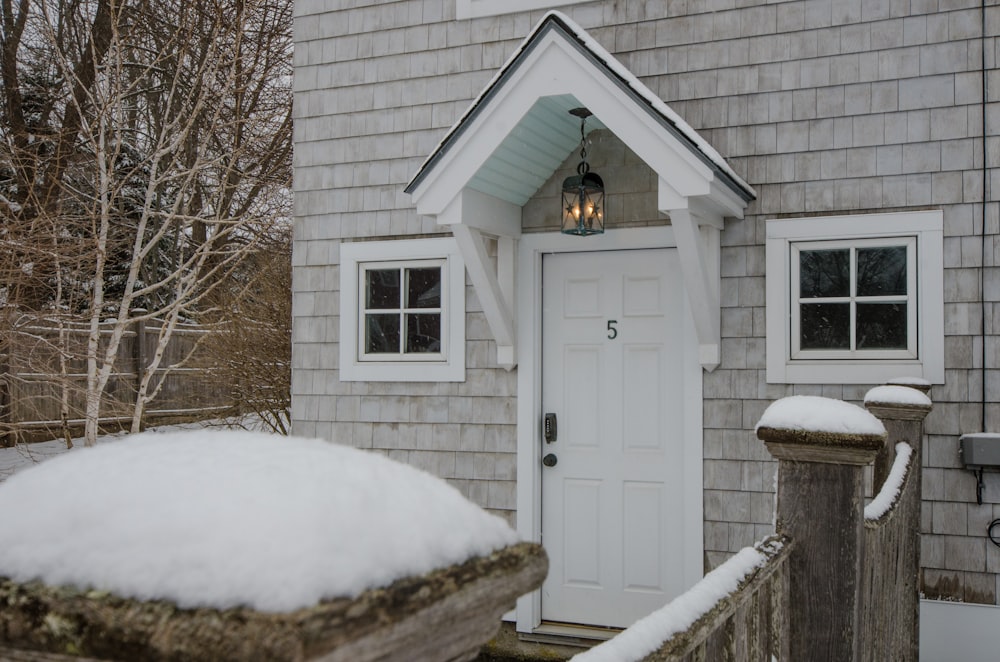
[{"x1": 404, "y1": 11, "x2": 756, "y2": 372}]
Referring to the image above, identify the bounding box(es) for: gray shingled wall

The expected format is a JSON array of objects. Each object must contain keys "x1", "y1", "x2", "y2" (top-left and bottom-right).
[{"x1": 293, "y1": 0, "x2": 1000, "y2": 603}]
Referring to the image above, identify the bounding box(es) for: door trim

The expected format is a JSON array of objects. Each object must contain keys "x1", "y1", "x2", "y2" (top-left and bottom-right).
[{"x1": 514, "y1": 226, "x2": 705, "y2": 633}]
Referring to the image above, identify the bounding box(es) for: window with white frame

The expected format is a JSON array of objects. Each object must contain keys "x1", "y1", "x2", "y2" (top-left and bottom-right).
[
  {"x1": 456, "y1": 0, "x2": 589, "y2": 19},
  {"x1": 765, "y1": 211, "x2": 943, "y2": 385},
  {"x1": 360, "y1": 260, "x2": 444, "y2": 360},
  {"x1": 340, "y1": 239, "x2": 465, "y2": 382}
]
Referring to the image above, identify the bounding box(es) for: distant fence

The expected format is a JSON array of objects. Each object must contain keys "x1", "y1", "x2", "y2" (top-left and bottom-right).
[
  {"x1": 581, "y1": 385, "x2": 931, "y2": 662},
  {"x1": 0, "y1": 313, "x2": 235, "y2": 445}
]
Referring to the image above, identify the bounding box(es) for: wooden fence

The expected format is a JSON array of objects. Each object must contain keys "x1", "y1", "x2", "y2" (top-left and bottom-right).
[
  {"x1": 585, "y1": 385, "x2": 931, "y2": 662},
  {"x1": 0, "y1": 313, "x2": 235, "y2": 445}
]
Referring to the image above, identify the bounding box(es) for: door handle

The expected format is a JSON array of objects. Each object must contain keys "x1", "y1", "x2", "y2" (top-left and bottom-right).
[{"x1": 542, "y1": 453, "x2": 558, "y2": 467}]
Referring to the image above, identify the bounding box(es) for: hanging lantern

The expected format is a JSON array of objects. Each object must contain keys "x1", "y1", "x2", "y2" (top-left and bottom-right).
[{"x1": 561, "y1": 107, "x2": 605, "y2": 236}]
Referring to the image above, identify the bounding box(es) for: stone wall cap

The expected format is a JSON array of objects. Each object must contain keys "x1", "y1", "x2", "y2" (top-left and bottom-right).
[
  {"x1": 755, "y1": 395, "x2": 886, "y2": 438},
  {"x1": 865, "y1": 384, "x2": 934, "y2": 411},
  {"x1": 0, "y1": 542, "x2": 548, "y2": 662},
  {"x1": 757, "y1": 427, "x2": 885, "y2": 465}
]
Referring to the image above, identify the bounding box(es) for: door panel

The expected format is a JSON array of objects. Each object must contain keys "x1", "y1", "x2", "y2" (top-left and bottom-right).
[{"x1": 540, "y1": 248, "x2": 688, "y2": 629}]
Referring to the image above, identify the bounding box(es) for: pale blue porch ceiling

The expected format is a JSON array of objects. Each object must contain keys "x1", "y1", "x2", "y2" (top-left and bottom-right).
[{"x1": 465, "y1": 94, "x2": 606, "y2": 206}]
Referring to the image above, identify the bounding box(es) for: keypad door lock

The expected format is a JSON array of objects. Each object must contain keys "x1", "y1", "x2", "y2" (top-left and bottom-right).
[{"x1": 544, "y1": 413, "x2": 557, "y2": 443}]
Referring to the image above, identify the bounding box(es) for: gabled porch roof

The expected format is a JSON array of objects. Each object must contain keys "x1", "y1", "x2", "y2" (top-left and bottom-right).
[
  {"x1": 404, "y1": 11, "x2": 756, "y2": 371},
  {"x1": 405, "y1": 12, "x2": 755, "y2": 209}
]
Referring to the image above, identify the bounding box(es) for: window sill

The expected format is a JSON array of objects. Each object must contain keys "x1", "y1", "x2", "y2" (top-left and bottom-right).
[{"x1": 770, "y1": 359, "x2": 941, "y2": 386}]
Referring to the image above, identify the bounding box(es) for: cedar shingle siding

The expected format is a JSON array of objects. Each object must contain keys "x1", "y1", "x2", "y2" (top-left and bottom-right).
[{"x1": 293, "y1": 0, "x2": 1000, "y2": 604}]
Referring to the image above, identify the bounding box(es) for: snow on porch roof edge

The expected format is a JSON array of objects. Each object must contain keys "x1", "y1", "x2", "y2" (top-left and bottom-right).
[{"x1": 403, "y1": 11, "x2": 757, "y2": 204}]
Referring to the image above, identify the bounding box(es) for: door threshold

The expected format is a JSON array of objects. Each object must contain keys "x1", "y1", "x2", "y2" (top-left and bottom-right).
[{"x1": 521, "y1": 622, "x2": 622, "y2": 648}]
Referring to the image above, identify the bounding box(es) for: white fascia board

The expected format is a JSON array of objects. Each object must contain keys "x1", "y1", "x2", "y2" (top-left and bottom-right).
[
  {"x1": 435, "y1": 188, "x2": 522, "y2": 238},
  {"x1": 707, "y1": 178, "x2": 749, "y2": 219},
  {"x1": 409, "y1": 32, "x2": 716, "y2": 216}
]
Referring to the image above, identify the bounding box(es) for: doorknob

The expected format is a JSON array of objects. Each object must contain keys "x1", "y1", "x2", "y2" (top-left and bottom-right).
[{"x1": 542, "y1": 453, "x2": 558, "y2": 467}]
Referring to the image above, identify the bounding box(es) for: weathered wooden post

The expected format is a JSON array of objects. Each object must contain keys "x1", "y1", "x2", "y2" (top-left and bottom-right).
[
  {"x1": 861, "y1": 384, "x2": 932, "y2": 662},
  {"x1": 756, "y1": 397, "x2": 886, "y2": 662}
]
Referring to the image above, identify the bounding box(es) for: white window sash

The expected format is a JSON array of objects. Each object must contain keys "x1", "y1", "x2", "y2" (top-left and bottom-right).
[
  {"x1": 789, "y1": 237, "x2": 917, "y2": 361},
  {"x1": 358, "y1": 259, "x2": 447, "y2": 363}
]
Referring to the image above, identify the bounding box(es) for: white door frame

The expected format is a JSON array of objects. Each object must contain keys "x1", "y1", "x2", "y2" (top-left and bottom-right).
[{"x1": 514, "y1": 226, "x2": 705, "y2": 633}]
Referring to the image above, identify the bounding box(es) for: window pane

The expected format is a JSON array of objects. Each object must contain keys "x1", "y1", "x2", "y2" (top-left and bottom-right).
[
  {"x1": 857, "y1": 246, "x2": 907, "y2": 296},
  {"x1": 366, "y1": 269, "x2": 400, "y2": 309},
  {"x1": 407, "y1": 267, "x2": 441, "y2": 308},
  {"x1": 365, "y1": 314, "x2": 400, "y2": 353},
  {"x1": 800, "y1": 303, "x2": 850, "y2": 349},
  {"x1": 857, "y1": 303, "x2": 907, "y2": 349},
  {"x1": 406, "y1": 314, "x2": 441, "y2": 353},
  {"x1": 799, "y1": 249, "x2": 850, "y2": 298}
]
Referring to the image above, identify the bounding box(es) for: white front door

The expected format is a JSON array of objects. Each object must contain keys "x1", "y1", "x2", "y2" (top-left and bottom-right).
[{"x1": 540, "y1": 248, "x2": 690, "y2": 629}]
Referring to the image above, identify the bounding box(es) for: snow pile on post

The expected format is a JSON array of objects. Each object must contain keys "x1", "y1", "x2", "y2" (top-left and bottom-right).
[
  {"x1": 755, "y1": 394, "x2": 885, "y2": 436},
  {"x1": 864, "y1": 384, "x2": 933, "y2": 408},
  {"x1": 0, "y1": 430, "x2": 520, "y2": 612}
]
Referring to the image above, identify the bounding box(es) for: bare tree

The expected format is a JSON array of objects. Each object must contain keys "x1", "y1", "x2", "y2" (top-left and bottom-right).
[
  {"x1": 204, "y1": 227, "x2": 291, "y2": 435},
  {"x1": 1, "y1": 0, "x2": 292, "y2": 445}
]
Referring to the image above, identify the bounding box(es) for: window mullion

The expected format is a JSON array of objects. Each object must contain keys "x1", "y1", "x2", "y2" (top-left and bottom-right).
[
  {"x1": 401, "y1": 268, "x2": 410, "y2": 354},
  {"x1": 849, "y1": 246, "x2": 857, "y2": 351}
]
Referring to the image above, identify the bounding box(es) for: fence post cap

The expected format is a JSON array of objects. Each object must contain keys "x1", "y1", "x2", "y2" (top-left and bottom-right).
[
  {"x1": 755, "y1": 396, "x2": 886, "y2": 465},
  {"x1": 864, "y1": 385, "x2": 933, "y2": 421}
]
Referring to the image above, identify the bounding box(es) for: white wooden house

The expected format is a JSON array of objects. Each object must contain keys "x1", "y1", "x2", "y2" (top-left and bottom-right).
[{"x1": 292, "y1": 0, "x2": 999, "y2": 643}]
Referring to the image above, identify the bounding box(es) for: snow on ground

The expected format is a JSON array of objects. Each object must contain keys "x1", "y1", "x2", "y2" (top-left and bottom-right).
[
  {"x1": 0, "y1": 416, "x2": 273, "y2": 482},
  {"x1": 755, "y1": 395, "x2": 885, "y2": 436},
  {"x1": 0, "y1": 428, "x2": 519, "y2": 613},
  {"x1": 573, "y1": 544, "x2": 775, "y2": 661}
]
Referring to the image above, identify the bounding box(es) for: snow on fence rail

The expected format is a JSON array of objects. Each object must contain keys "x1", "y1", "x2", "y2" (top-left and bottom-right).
[
  {"x1": 580, "y1": 385, "x2": 931, "y2": 662},
  {"x1": 577, "y1": 536, "x2": 791, "y2": 662},
  {"x1": 0, "y1": 314, "x2": 234, "y2": 445}
]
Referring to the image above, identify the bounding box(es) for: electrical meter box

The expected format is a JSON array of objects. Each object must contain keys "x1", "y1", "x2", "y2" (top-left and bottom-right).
[{"x1": 960, "y1": 433, "x2": 1000, "y2": 468}]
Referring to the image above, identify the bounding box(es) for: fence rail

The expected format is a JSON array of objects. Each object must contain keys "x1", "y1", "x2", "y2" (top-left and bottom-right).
[
  {"x1": 584, "y1": 386, "x2": 932, "y2": 662},
  {"x1": 1, "y1": 313, "x2": 235, "y2": 445},
  {"x1": 645, "y1": 536, "x2": 791, "y2": 661}
]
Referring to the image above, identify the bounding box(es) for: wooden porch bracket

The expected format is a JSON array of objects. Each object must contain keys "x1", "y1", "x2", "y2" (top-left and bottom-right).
[
  {"x1": 665, "y1": 205, "x2": 722, "y2": 371},
  {"x1": 451, "y1": 224, "x2": 517, "y2": 370}
]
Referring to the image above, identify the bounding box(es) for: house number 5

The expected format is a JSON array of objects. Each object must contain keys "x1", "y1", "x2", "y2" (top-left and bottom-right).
[{"x1": 607, "y1": 320, "x2": 618, "y2": 340}]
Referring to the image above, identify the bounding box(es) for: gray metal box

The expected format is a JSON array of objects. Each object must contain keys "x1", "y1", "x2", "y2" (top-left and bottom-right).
[{"x1": 960, "y1": 434, "x2": 1000, "y2": 468}]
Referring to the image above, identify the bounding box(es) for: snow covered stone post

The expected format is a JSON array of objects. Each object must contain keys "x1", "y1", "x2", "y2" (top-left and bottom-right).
[
  {"x1": 0, "y1": 431, "x2": 548, "y2": 662},
  {"x1": 756, "y1": 397, "x2": 886, "y2": 662},
  {"x1": 860, "y1": 383, "x2": 932, "y2": 662}
]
